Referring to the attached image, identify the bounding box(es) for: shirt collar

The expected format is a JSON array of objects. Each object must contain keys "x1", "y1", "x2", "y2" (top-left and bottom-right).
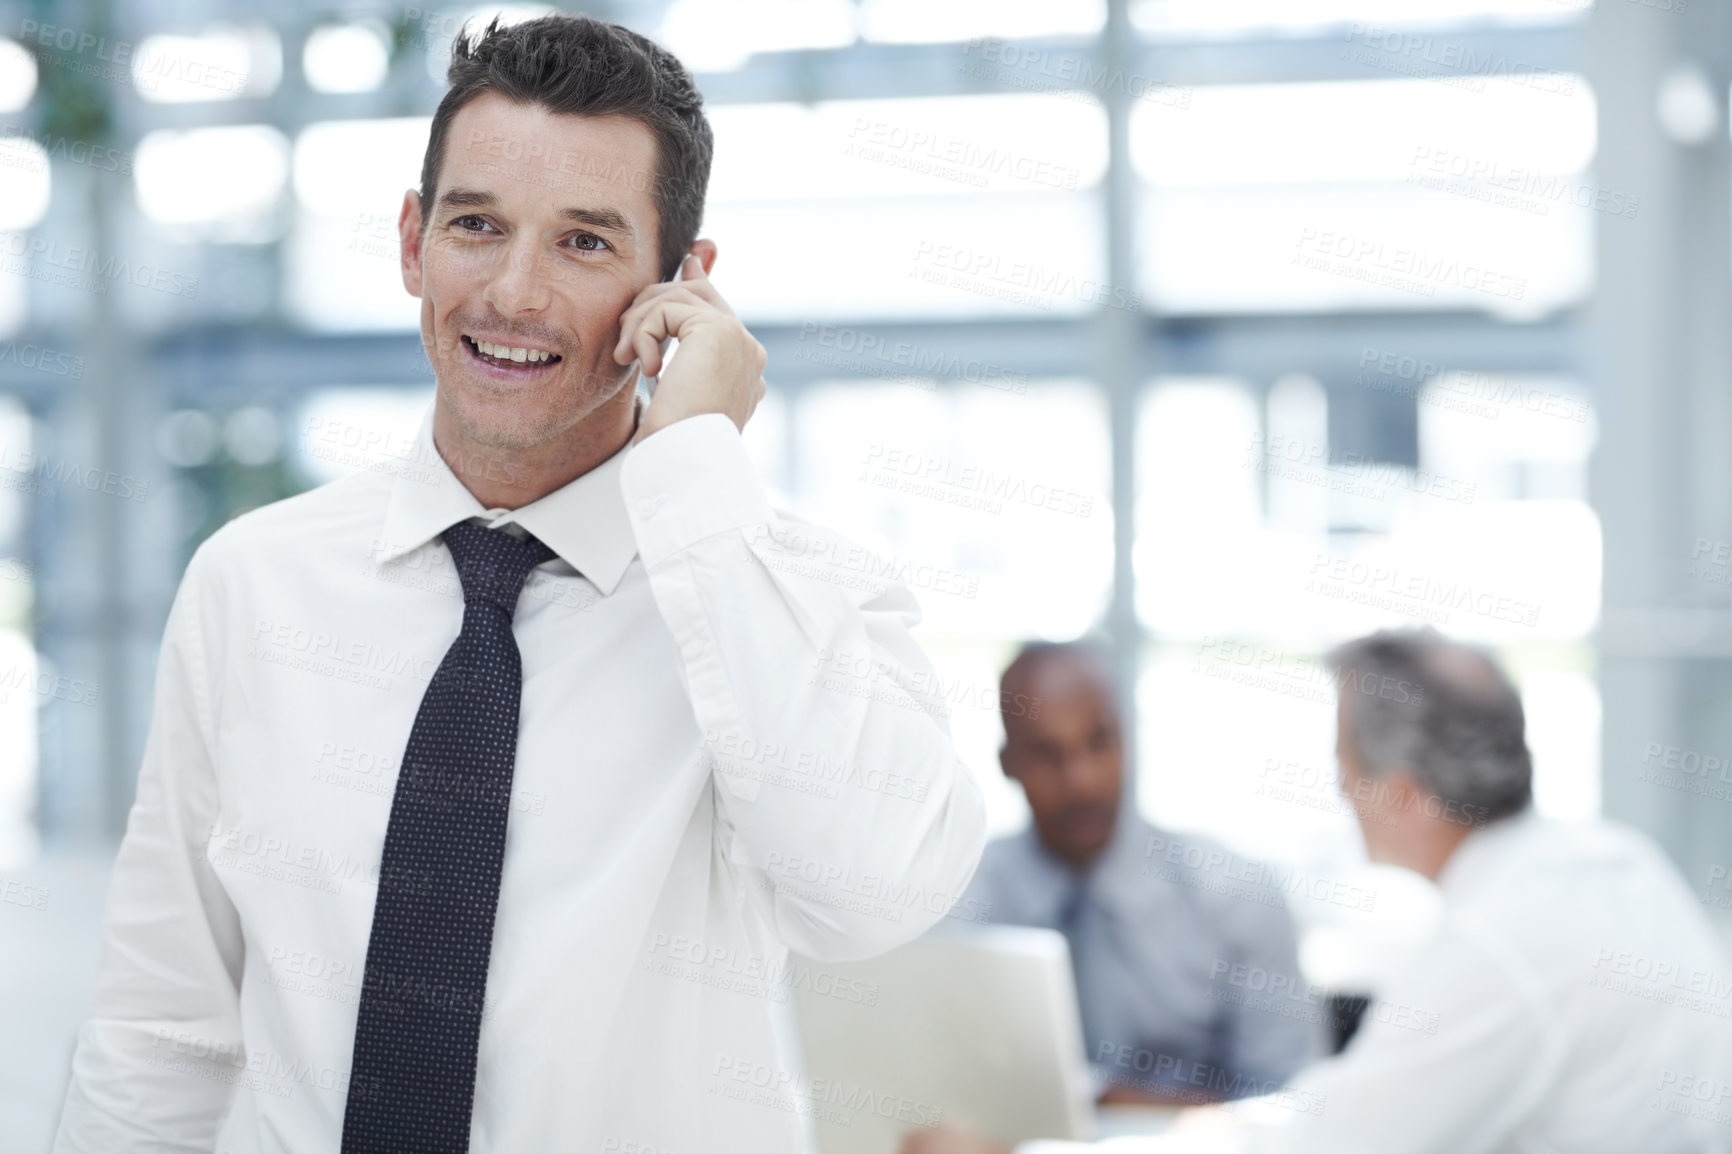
[
  {"x1": 1017, "y1": 806, "x2": 1151, "y2": 913},
  {"x1": 1435, "y1": 805, "x2": 1539, "y2": 900},
  {"x1": 375, "y1": 396, "x2": 641, "y2": 596}
]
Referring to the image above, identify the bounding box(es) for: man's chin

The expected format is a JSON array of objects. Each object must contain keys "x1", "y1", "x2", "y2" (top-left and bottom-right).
[
  {"x1": 1067, "y1": 807, "x2": 1118, "y2": 842},
  {"x1": 440, "y1": 380, "x2": 563, "y2": 452},
  {"x1": 1044, "y1": 819, "x2": 1116, "y2": 867},
  {"x1": 440, "y1": 366, "x2": 628, "y2": 451}
]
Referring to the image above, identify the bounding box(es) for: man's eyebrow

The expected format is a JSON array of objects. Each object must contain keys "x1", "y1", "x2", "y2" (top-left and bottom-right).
[
  {"x1": 559, "y1": 206, "x2": 633, "y2": 237},
  {"x1": 436, "y1": 188, "x2": 497, "y2": 213}
]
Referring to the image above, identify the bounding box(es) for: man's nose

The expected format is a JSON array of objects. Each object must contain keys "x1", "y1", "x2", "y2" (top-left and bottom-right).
[
  {"x1": 1061, "y1": 751, "x2": 1112, "y2": 792},
  {"x1": 485, "y1": 237, "x2": 556, "y2": 314}
]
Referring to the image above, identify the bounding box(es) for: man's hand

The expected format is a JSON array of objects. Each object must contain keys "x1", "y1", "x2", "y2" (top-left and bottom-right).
[
  {"x1": 617, "y1": 250, "x2": 767, "y2": 444},
  {"x1": 1099, "y1": 1083, "x2": 1219, "y2": 1109},
  {"x1": 899, "y1": 1124, "x2": 1013, "y2": 1154},
  {"x1": 1168, "y1": 1104, "x2": 1244, "y2": 1134}
]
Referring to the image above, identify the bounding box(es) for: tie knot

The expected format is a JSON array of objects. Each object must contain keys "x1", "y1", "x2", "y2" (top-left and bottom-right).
[{"x1": 442, "y1": 522, "x2": 556, "y2": 612}]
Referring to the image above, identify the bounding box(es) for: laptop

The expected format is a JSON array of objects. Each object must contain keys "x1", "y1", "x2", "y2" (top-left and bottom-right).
[{"x1": 791, "y1": 924, "x2": 1098, "y2": 1154}]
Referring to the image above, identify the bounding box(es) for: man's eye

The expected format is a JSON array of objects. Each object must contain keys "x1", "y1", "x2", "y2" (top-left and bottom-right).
[
  {"x1": 567, "y1": 232, "x2": 610, "y2": 252},
  {"x1": 454, "y1": 215, "x2": 495, "y2": 233}
]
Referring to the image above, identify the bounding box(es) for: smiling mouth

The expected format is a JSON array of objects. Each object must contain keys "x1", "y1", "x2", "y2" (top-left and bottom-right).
[{"x1": 462, "y1": 334, "x2": 564, "y2": 371}]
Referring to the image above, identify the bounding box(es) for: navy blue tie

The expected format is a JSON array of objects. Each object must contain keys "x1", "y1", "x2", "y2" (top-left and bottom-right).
[
  {"x1": 341, "y1": 521, "x2": 555, "y2": 1154},
  {"x1": 1057, "y1": 874, "x2": 1103, "y2": 1060}
]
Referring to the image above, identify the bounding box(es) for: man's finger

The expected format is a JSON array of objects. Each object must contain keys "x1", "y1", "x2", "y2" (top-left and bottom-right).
[
  {"x1": 633, "y1": 297, "x2": 711, "y2": 350},
  {"x1": 624, "y1": 280, "x2": 708, "y2": 309},
  {"x1": 633, "y1": 328, "x2": 662, "y2": 377},
  {"x1": 614, "y1": 258, "x2": 731, "y2": 355},
  {"x1": 627, "y1": 274, "x2": 728, "y2": 319},
  {"x1": 674, "y1": 252, "x2": 733, "y2": 311},
  {"x1": 615, "y1": 293, "x2": 691, "y2": 365},
  {"x1": 617, "y1": 286, "x2": 705, "y2": 341}
]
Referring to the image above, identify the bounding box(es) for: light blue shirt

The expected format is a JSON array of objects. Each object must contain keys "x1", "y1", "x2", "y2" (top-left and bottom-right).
[{"x1": 962, "y1": 809, "x2": 1314, "y2": 1102}]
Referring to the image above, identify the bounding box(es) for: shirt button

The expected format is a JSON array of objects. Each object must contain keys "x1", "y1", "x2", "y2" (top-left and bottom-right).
[
  {"x1": 637, "y1": 495, "x2": 665, "y2": 519},
  {"x1": 683, "y1": 639, "x2": 704, "y2": 660}
]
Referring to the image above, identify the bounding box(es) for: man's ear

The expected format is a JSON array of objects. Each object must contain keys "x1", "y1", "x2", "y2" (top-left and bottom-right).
[
  {"x1": 688, "y1": 237, "x2": 718, "y2": 276},
  {"x1": 399, "y1": 189, "x2": 425, "y2": 298},
  {"x1": 999, "y1": 745, "x2": 1017, "y2": 781}
]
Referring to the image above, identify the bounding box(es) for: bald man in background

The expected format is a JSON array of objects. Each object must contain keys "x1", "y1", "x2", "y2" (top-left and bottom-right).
[{"x1": 955, "y1": 641, "x2": 1314, "y2": 1106}]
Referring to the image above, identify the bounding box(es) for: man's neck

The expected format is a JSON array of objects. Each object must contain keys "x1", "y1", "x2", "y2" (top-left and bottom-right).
[
  {"x1": 432, "y1": 387, "x2": 640, "y2": 510},
  {"x1": 1041, "y1": 829, "x2": 1117, "y2": 876},
  {"x1": 1404, "y1": 817, "x2": 1477, "y2": 882}
]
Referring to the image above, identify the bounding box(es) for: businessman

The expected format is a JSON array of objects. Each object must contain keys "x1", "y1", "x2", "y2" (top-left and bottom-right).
[
  {"x1": 54, "y1": 14, "x2": 986, "y2": 1153},
  {"x1": 908, "y1": 628, "x2": 1732, "y2": 1154},
  {"x1": 959, "y1": 641, "x2": 1312, "y2": 1104}
]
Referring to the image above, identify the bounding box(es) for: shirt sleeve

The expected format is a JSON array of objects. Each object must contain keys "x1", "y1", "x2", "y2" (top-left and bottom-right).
[
  {"x1": 958, "y1": 835, "x2": 1009, "y2": 923},
  {"x1": 1239, "y1": 914, "x2": 1560, "y2": 1154},
  {"x1": 52, "y1": 543, "x2": 246, "y2": 1151},
  {"x1": 1019, "y1": 1136, "x2": 1245, "y2": 1154},
  {"x1": 619, "y1": 413, "x2": 989, "y2": 962}
]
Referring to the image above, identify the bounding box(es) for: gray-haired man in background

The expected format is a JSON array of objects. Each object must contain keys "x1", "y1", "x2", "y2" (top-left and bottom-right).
[{"x1": 912, "y1": 627, "x2": 1732, "y2": 1154}]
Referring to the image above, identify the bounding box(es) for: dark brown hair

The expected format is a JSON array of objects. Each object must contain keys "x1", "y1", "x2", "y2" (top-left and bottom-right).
[{"x1": 419, "y1": 13, "x2": 713, "y2": 281}]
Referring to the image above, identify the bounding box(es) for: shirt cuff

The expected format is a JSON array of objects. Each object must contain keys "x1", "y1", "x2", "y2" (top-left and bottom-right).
[{"x1": 619, "y1": 412, "x2": 775, "y2": 568}]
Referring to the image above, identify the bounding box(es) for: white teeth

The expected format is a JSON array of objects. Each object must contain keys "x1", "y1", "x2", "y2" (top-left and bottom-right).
[{"x1": 471, "y1": 339, "x2": 554, "y2": 364}]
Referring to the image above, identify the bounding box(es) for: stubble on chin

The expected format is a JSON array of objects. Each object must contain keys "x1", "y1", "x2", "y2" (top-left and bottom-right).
[{"x1": 440, "y1": 359, "x2": 633, "y2": 455}]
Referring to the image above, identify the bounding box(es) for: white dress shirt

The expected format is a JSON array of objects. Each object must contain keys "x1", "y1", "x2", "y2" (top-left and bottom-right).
[
  {"x1": 52, "y1": 400, "x2": 988, "y2": 1154},
  {"x1": 1024, "y1": 811, "x2": 1732, "y2": 1154}
]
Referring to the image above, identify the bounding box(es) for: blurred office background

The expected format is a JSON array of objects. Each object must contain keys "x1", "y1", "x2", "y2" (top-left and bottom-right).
[{"x1": 0, "y1": 0, "x2": 1728, "y2": 1147}]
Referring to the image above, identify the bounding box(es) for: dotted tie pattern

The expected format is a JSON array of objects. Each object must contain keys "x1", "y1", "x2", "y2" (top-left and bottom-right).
[{"x1": 341, "y1": 521, "x2": 556, "y2": 1154}]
